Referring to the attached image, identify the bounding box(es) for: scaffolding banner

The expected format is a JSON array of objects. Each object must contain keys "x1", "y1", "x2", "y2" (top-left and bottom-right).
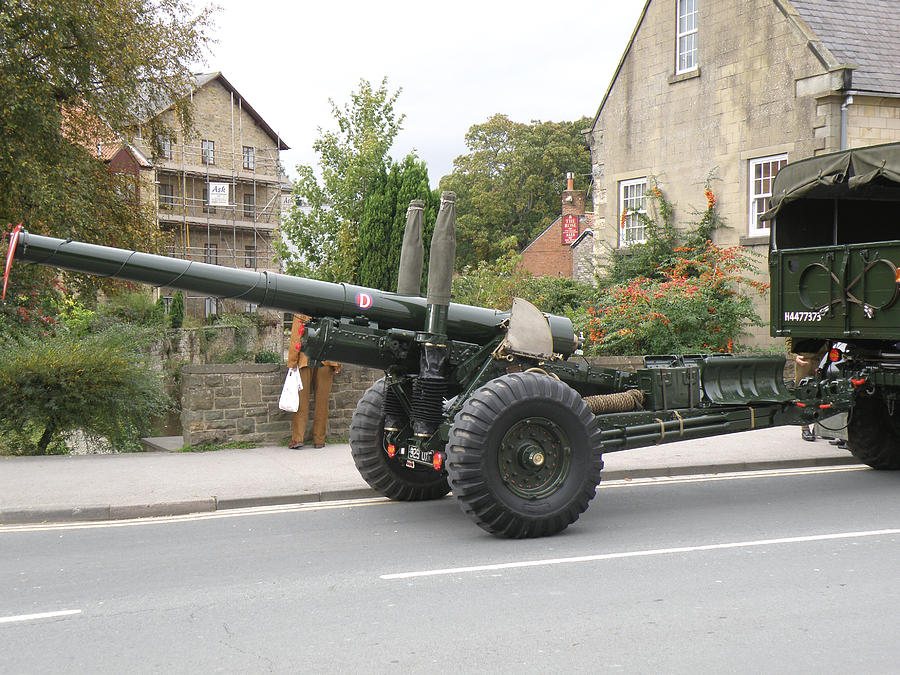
[{"x1": 209, "y1": 182, "x2": 229, "y2": 206}]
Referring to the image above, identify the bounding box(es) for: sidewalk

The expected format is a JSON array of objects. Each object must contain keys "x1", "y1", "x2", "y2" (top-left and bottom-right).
[{"x1": 0, "y1": 427, "x2": 860, "y2": 525}]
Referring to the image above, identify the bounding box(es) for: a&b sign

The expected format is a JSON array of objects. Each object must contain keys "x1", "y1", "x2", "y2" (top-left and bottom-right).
[{"x1": 208, "y1": 183, "x2": 229, "y2": 206}]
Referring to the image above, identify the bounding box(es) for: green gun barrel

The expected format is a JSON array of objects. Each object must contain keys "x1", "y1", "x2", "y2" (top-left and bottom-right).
[{"x1": 13, "y1": 231, "x2": 577, "y2": 355}]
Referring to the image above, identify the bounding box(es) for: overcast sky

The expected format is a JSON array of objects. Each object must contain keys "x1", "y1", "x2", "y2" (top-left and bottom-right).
[{"x1": 207, "y1": 0, "x2": 646, "y2": 186}]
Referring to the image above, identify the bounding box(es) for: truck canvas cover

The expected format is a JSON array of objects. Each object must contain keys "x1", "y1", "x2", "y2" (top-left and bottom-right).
[
  {"x1": 767, "y1": 142, "x2": 900, "y2": 340},
  {"x1": 762, "y1": 141, "x2": 900, "y2": 222}
]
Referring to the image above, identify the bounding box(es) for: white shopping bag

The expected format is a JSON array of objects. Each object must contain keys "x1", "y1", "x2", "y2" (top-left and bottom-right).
[{"x1": 278, "y1": 367, "x2": 302, "y2": 412}]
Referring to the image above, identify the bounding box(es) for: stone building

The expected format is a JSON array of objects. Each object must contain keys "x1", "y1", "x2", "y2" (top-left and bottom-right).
[
  {"x1": 130, "y1": 72, "x2": 292, "y2": 318},
  {"x1": 586, "y1": 0, "x2": 900, "y2": 345},
  {"x1": 520, "y1": 173, "x2": 595, "y2": 279}
]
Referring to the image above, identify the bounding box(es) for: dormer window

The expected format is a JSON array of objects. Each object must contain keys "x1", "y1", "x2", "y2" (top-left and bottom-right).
[{"x1": 676, "y1": 0, "x2": 698, "y2": 74}]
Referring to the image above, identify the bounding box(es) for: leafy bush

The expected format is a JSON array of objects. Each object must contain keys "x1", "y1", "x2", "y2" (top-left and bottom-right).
[
  {"x1": 254, "y1": 350, "x2": 281, "y2": 363},
  {"x1": 451, "y1": 237, "x2": 593, "y2": 316},
  {"x1": 0, "y1": 325, "x2": 172, "y2": 455},
  {"x1": 0, "y1": 274, "x2": 62, "y2": 338},
  {"x1": 99, "y1": 290, "x2": 164, "y2": 326},
  {"x1": 521, "y1": 276, "x2": 594, "y2": 316},
  {"x1": 451, "y1": 239, "x2": 530, "y2": 310},
  {"x1": 214, "y1": 345, "x2": 252, "y2": 363},
  {"x1": 152, "y1": 296, "x2": 167, "y2": 324},
  {"x1": 586, "y1": 179, "x2": 768, "y2": 355}
]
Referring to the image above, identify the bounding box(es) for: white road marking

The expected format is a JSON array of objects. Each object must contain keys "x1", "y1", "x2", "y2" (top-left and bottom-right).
[
  {"x1": 597, "y1": 464, "x2": 867, "y2": 490},
  {"x1": 0, "y1": 609, "x2": 82, "y2": 624},
  {"x1": 0, "y1": 497, "x2": 392, "y2": 534},
  {"x1": 381, "y1": 528, "x2": 900, "y2": 580}
]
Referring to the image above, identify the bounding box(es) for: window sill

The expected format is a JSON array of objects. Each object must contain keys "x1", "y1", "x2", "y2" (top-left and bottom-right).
[
  {"x1": 668, "y1": 68, "x2": 700, "y2": 85},
  {"x1": 740, "y1": 235, "x2": 770, "y2": 247}
]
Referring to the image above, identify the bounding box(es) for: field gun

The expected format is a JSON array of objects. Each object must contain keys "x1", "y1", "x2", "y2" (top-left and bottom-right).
[{"x1": 7, "y1": 145, "x2": 900, "y2": 537}]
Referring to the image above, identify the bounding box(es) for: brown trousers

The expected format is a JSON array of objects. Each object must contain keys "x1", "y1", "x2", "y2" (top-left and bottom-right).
[{"x1": 291, "y1": 365, "x2": 335, "y2": 445}]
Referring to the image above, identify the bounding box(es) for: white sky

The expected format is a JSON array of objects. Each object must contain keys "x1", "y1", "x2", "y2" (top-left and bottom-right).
[{"x1": 207, "y1": 0, "x2": 647, "y2": 186}]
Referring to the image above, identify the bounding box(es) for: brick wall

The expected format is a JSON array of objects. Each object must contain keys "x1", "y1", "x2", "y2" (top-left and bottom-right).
[
  {"x1": 180, "y1": 363, "x2": 381, "y2": 447},
  {"x1": 520, "y1": 188, "x2": 593, "y2": 278}
]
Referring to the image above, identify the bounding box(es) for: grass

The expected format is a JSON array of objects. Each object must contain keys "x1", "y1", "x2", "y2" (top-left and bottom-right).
[{"x1": 173, "y1": 441, "x2": 259, "y2": 453}]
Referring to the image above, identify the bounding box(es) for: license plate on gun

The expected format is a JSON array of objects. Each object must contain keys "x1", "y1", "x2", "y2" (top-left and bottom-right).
[{"x1": 407, "y1": 446, "x2": 433, "y2": 463}]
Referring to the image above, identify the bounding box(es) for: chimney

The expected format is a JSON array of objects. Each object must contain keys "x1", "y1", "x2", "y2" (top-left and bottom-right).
[
  {"x1": 562, "y1": 172, "x2": 586, "y2": 218},
  {"x1": 560, "y1": 172, "x2": 587, "y2": 246}
]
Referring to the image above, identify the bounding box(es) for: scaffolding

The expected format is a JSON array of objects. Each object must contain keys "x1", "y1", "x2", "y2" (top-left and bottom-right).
[{"x1": 143, "y1": 88, "x2": 292, "y2": 318}]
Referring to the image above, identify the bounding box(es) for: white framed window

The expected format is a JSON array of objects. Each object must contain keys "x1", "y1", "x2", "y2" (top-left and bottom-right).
[
  {"x1": 619, "y1": 178, "x2": 648, "y2": 246},
  {"x1": 676, "y1": 0, "x2": 699, "y2": 74},
  {"x1": 157, "y1": 134, "x2": 173, "y2": 160},
  {"x1": 748, "y1": 154, "x2": 788, "y2": 236},
  {"x1": 243, "y1": 146, "x2": 255, "y2": 171},
  {"x1": 157, "y1": 182, "x2": 175, "y2": 210},
  {"x1": 204, "y1": 297, "x2": 219, "y2": 318},
  {"x1": 201, "y1": 139, "x2": 215, "y2": 165},
  {"x1": 244, "y1": 245, "x2": 257, "y2": 268},
  {"x1": 243, "y1": 192, "x2": 256, "y2": 220}
]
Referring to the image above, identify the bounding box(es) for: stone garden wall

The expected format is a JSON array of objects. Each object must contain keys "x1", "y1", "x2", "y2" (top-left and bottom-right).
[{"x1": 180, "y1": 363, "x2": 381, "y2": 447}]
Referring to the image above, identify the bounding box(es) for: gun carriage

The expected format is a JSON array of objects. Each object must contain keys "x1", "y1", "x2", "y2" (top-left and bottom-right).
[{"x1": 6, "y1": 143, "x2": 900, "y2": 537}]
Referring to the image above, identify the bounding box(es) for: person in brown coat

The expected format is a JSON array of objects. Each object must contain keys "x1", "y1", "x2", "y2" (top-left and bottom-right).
[
  {"x1": 786, "y1": 337, "x2": 829, "y2": 442},
  {"x1": 287, "y1": 314, "x2": 341, "y2": 449}
]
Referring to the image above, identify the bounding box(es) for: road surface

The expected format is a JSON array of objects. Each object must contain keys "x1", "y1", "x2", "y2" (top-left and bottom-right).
[{"x1": 2, "y1": 465, "x2": 898, "y2": 673}]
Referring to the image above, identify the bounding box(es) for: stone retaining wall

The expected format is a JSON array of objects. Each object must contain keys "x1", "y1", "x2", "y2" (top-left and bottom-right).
[{"x1": 181, "y1": 363, "x2": 381, "y2": 447}]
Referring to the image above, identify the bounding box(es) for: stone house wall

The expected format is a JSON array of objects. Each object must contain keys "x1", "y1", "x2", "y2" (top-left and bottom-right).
[
  {"x1": 572, "y1": 231, "x2": 595, "y2": 283},
  {"x1": 586, "y1": 0, "x2": 900, "y2": 348}
]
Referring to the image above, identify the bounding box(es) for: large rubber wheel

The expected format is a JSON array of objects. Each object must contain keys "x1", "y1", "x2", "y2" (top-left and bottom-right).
[
  {"x1": 349, "y1": 378, "x2": 451, "y2": 501},
  {"x1": 847, "y1": 396, "x2": 900, "y2": 469},
  {"x1": 446, "y1": 372, "x2": 604, "y2": 538}
]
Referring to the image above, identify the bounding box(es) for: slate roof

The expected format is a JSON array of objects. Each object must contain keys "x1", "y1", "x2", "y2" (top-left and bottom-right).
[{"x1": 789, "y1": 0, "x2": 900, "y2": 95}]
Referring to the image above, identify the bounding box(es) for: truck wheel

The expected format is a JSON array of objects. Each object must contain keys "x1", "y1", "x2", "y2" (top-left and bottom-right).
[
  {"x1": 847, "y1": 396, "x2": 900, "y2": 469},
  {"x1": 349, "y1": 378, "x2": 451, "y2": 501},
  {"x1": 446, "y1": 372, "x2": 604, "y2": 538}
]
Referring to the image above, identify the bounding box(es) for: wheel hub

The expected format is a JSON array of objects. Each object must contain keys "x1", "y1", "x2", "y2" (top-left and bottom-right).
[{"x1": 498, "y1": 417, "x2": 572, "y2": 499}]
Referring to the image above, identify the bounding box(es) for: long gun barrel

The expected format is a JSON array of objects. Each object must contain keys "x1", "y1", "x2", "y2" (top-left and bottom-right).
[{"x1": 10, "y1": 231, "x2": 577, "y2": 356}]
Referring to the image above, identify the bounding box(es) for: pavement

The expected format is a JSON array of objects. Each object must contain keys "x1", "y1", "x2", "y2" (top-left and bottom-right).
[{"x1": 0, "y1": 427, "x2": 861, "y2": 525}]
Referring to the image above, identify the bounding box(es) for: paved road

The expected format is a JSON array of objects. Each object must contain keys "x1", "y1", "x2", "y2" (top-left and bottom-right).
[{"x1": 2, "y1": 465, "x2": 899, "y2": 673}]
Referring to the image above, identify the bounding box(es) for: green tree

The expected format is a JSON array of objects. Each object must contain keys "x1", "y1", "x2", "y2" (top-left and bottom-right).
[
  {"x1": 169, "y1": 290, "x2": 184, "y2": 329},
  {"x1": 277, "y1": 78, "x2": 405, "y2": 282},
  {"x1": 357, "y1": 155, "x2": 438, "y2": 291},
  {"x1": 0, "y1": 0, "x2": 213, "y2": 305},
  {"x1": 356, "y1": 164, "x2": 397, "y2": 290},
  {"x1": 0, "y1": 326, "x2": 172, "y2": 455},
  {"x1": 451, "y1": 237, "x2": 593, "y2": 316},
  {"x1": 440, "y1": 114, "x2": 592, "y2": 268}
]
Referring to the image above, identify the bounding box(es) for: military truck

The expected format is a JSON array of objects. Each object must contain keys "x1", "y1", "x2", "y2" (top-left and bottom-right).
[
  {"x1": 4, "y1": 143, "x2": 899, "y2": 538},
  {"x1": 765, "y1": 142, "x2": 900, "y2": 471}
]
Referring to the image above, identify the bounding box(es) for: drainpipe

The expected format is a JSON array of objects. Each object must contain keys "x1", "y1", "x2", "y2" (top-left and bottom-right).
[{"x1": 840, "y1": 94, "x2": 853, "y2": 150}]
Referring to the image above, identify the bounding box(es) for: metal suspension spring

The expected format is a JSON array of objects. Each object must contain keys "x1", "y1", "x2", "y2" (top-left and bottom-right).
[
  {"x1": 383, "y1": 384, "x2": 406, "y2": 432},
  {"x1": 412, "y1": 377, "x2": 446, "y2": 436}
]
